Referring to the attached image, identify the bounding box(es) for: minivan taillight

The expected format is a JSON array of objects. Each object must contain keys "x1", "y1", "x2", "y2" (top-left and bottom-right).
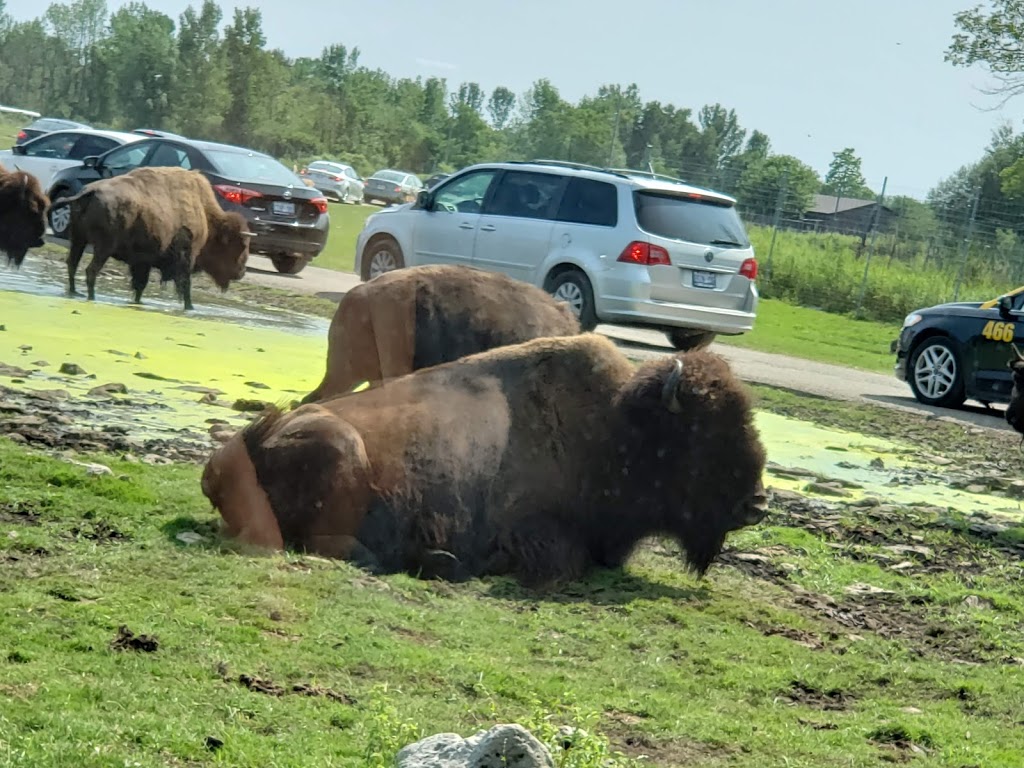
[
  {"x1": 617, "y1": 241, "x2": 671, "y2": 266},
  {"x1": 740, "y1": 258, "x2": 758, "y2": 281}
]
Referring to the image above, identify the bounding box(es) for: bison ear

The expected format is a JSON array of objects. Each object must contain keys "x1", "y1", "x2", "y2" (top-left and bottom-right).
[{"x1": 661, "y1": 358, "x2": 684, "y2": 414}]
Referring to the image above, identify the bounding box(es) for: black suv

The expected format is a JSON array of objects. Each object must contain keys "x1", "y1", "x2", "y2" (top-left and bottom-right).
[{"x1": 46, "y1": 137, "x2": 330, "y2": 274}]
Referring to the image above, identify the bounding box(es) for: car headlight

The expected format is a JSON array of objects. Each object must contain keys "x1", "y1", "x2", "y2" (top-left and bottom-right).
[{"x1": 902, "y1": 313, "x2": 923, "y2": 329}]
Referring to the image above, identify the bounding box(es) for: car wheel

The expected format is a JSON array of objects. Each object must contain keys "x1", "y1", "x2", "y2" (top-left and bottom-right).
[
  {"x1": 908, "y1": 337, "x2": 966, "y2": 408},
  {"x1": 361, "y1": 237, "x2": 404, "y2": 281},
  {"x1": 549, "y1": 269, "x2": 598, "y2": 332},
  {"x1": 48, "y1": 194, "x2": 72, "y2": 239},
  {"x1": 666, "y1": 329, "x2": 716, "y2": 351},
  {"x1": 270, "y1": 254, "x2": 309, "y2": 275}
]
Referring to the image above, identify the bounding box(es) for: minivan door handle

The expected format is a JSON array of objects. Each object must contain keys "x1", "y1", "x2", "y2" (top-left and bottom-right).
[
  {"x1": 480, "y1": 224, "x2": 496, "y2": 232},
  {"x1": 459, "y1": 221, "x2": 475, "y2": 230}
]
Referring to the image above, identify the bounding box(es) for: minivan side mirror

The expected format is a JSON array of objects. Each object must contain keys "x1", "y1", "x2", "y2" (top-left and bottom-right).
[
  {"x1": 83, "y1": 156, "x2": 99, "y2": 169},
  {"x1": 416, "y1": 189, "x2": 432, "y2": 211}
]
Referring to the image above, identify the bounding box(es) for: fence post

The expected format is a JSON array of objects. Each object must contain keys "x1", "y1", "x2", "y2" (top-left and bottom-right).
[
  {"x1": 764, "y1": 170, "x2": 789, "y2": 282},
  {"x1": 854, "y1": 176, "x2": 888, "y2": 319},
  {"x1": 953, "y1": 187, "x2": 981, "y2": 302}
]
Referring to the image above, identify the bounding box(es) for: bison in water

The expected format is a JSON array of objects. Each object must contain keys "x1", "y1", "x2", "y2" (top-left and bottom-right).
[
  {"x1": 202, "y1": 334, "x2": 769, "y2": 587},
  {"x1": 302, "y1": 264, "x2": 580, "y2": 403},
  {"x1": 65, "y1": 166, "x2": 251, "y2": 310},
  {"x1": 0, "y1": 167, "x2": 48, "y2": 268}
]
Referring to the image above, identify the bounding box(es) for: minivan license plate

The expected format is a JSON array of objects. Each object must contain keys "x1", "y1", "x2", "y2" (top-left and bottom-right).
[
  {"x1": 693, "y1": 271, "x2": 716, "y2": 289},
  {"x1": 272, "y1": 201, "x2": 296, "y2": 217}
]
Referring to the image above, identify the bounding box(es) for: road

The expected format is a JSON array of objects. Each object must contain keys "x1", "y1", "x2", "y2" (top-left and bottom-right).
[{"x1": 242, "y1": 254, "x2": 1014, "y2": 434}]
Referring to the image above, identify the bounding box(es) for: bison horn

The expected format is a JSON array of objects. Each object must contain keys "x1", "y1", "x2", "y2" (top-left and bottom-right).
[
  {"x1": 240, "y1": 231, "x2": 256, "y2": 238},
  {"x1": 1013, "y1": 343, "x2": 1024, "y2": 362},
  {"x1": 661, "y1": 358, "x2": 684, "y2": 414}
]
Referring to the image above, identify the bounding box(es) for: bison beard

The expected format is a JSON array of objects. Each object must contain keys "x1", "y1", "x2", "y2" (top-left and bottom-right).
[
  {"x1": 0, "y1": 167, "x2": 48, "y2": 268},
  {"x1": 301, "y1": 264, "x2": 580, "y2": 404},
  {"x1": 203, "y1": 334, "x2": 769, "y2": 587}
]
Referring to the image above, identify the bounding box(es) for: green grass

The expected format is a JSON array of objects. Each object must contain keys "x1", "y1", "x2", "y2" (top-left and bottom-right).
[
  {"x1": 717, "y1": 299, "x2": 899, "y2": 373},
  {"x1": 313, "y1": 202, "x2": 380, "y2": 273},
  {"x1": 4, "y1": 385, "x2": 1024, "y2": 766}
]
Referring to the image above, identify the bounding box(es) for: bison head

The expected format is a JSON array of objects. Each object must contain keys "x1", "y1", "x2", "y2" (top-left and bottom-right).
[
  {"x1": 199, "y1": 211, "x2": 251, "y2": 290},
  {"x1": 0, "y1": 169, "x2": 49, "y2": 268},
  {"x1": 1006, "y1": 344, "x2": 1024, "y2": 435},
  {"x1": 611, "y1": 352, "x2": 769, "y2": 576}
]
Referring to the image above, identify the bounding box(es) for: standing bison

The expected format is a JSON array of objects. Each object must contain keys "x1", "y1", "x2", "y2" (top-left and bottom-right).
[
  {"x1": 1006, "y1": 344, "x2": 1024, "y2": 434},
  {"x1": 65, "y1": 166, "x2": 251, "y2": 310},
  {"x1": 0, "y1": 167, "x2": 48, "y2": 268},
  {"x1": 302, "y1": 264, "x2": 581, "y2": 403},
  {"x1": 202, "y1": 334, "x2": 770, "y2": 587}
]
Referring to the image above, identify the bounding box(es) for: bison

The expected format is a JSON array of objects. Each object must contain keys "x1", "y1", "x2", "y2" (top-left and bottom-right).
[
  {"x1": 302, "y1": 264, "x2": 581, "y2": 403},
  {"x1": 1006, "y1": 344, "x2": 1024, "y2": 434},
  {"x1": 0, "y1": 166, "x2": 48, "y2": 268},
  {"x1": 202, "y1": 333, "x2": 770, "y2": 588},
  {"x1": 65, "y1": 166, "x2": 251, "y2": 310}
]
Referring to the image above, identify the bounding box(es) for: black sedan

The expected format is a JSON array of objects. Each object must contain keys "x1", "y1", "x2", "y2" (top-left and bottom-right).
[
  {"x1": 892, "y1": 288, "x2": 1024, "y2": 408},
  {"x1": 46, "y1": 137, "x2": 329, "y2": 274}
]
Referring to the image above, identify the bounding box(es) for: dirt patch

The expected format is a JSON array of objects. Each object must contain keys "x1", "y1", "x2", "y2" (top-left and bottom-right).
[
  {"x1": 746, "y1": 621, "x2": 825, "y2": 651},
  {"x1": 867, "y1": 725, "x2": 935, "y2": 762},
  {"x1": 0, "y1": 501, "x2": 41, "y2": 526},
  {"x1": 68, "y1": 521, "x2": 128, "y2": 542},
  {"x1": 235, "y1": 674, "x2": 355, "y2": 704},
  {"x1": 781, "y1": 680, "x2": 852, "y2": 711},
  {"x1": 602, "y1": 724, "x2": 732, "y2": 766},
  {"x1": 111, "y1": 625, "x2": 159, "y2": 653}
]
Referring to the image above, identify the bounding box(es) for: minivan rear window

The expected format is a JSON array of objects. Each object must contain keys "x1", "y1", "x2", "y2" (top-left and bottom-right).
[{"x1": 634, "y1": 191, "x2": 750, "y2": 247}]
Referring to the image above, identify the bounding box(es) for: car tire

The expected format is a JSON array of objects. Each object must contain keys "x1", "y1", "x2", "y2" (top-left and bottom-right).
[
  {"x1": 666, "y1": 329, "x2": 716, "y2": 351},
  {"x1": 548, "y1": 269, "x2": 598, "y2": 332},
  {"x1": 361, "y1": 236, "x2": 404, "y2": 281},
  {"x1": 270, "y1": 254, "x2": 309, "y2": 275},
  {"x1": 908, "y1": 336, "x2": 966, "y2": 408},
  {"x1": 48, "y1": 192, "x2": 73, "y2": 239}
]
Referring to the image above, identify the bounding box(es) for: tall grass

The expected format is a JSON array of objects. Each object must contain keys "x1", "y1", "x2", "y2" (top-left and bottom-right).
[{"x1": 749, "y1": 226, "x2": 1009, "y2": 323}]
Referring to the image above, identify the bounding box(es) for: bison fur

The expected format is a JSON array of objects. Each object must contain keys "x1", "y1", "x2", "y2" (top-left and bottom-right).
[
  {"x1": 202, "y1": 334, "x2": 770, "y2": 588},
  {"x1": 302, "y1": 264, "x2": 581, "y2": 403},
  {"x1": 1006, "y1": 343, "x2": 1024, "y2": 435},
  {"x1": 65, "y1": 166, "x2": 251, "y2": 310},
  {"x1": 0, "y1": 166, "x2": 48, "y2": 268}
]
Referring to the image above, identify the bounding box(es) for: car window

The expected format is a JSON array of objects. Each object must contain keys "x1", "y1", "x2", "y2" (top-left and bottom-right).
[
  {"x1": 634, "y1": 190, "x2": 751, "y2": 247},
  {"x1": 103, "y1": 143, "x2": 151, "y2": 172},
  {"x1": 345, "y1": 167, "x2": 359, "y2": 179},
  {"x1": 68, "y1": 135, "x2": 117, "y2": 161},
  {"x1": 147, "y1": 143, "x2": 192, "y2": 169},
  {"x1": 24, "y1": 133, "x2": 78, "y2": 158},
  {"x1": 432, "y1": 170, "x2": 498, "y2": 214},
  {"x1": 485, "y1": 170, "x2": 566, "y2": 221},
  {"x1": 556, "y1": 178, "x2": 619, "y2": 227}
]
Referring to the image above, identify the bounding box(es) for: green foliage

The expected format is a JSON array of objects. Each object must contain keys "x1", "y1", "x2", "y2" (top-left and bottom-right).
[
  {"x1": 946, "y1": 0, "x2": 1024, "y2": 101},
  {"x1": 822, "y1": 147, "x2": 873, "y2": 199},
  {"x1": 739, "y1": 154, "x2": 821, "y2": 217}
]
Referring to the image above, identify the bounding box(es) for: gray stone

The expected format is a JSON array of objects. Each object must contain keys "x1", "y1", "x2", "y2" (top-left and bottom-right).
[
  {"x1": 396, "y1": 724, "x2": 554, "y2": 768},
  {"x1": 59, "y1": 363, "x2": 87, "y2": 376}
]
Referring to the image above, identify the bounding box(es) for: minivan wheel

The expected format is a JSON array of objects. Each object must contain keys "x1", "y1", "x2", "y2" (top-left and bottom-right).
[
  {"x1": 361, "y1": 237, "x2": 404, "y2": 281},
  {"x1": 549, "y1": 269, "x2": 598, "y2": 332},
  {"x1": 48, "y1": 195, "x2": 72, "y2": 239},
  {"x1": 666, "y1": 329, "x2": 716, "y2": 351},
  {"x1": 270, "y1": 254, "x2": 308, "y2": 275}
]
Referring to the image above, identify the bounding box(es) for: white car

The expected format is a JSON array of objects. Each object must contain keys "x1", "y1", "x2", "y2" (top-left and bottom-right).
[
  {"x1": 300, "y1": 160, "x2": 365, "y2": 204},
  {"x1": 354, "y1": 160, "x2": 759, "y2": 350},
  {"x1": 0, "y1": 128, "x2": 144, "y2": 192}
]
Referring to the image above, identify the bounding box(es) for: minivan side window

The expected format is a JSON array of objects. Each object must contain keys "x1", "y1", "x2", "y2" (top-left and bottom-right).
[
  {"x1": 432, "y1": 170, "x2": 497, "y2": 214},
  {"x1": 485, "y1": 171, "x2": 566, "y2": 220},
  {"x1": 555, "y1": 178, "x2": 618, "y2": 227}
]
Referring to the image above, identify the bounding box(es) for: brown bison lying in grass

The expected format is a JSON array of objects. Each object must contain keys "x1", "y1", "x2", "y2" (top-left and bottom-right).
[
  {"x1": 0, "y1": 167, "x2": 48, "y2": 267},
  {"x1": 301, "y1": 264, "x2": 581, "y2": 403},
  {"x1": 202, "y1": 334, "x2": 769, "y2": 587},
  {"x1": 65, "y1": 166, "x2": 251, "y2": 310}
]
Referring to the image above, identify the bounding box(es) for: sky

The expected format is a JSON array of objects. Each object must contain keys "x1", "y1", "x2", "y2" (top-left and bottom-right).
[{"x1": 6, "y1": 0, "x2": 1021, "y2": 197}]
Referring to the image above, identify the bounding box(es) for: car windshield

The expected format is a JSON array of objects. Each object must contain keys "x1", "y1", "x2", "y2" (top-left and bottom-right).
[
  {"x1": 633, "y1": 190, "x2": 750, "y2": 247},
  {"x1": 374, "y1": 170, "x2": 406, "y2": 183},
  {"x1": 206, "y1": 149, "x2": 300, "y2": 186}
]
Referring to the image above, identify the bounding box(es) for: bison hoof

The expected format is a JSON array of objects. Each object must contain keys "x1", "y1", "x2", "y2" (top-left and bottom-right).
[{"x1": 417, "y1": 549, "x2": 471, "y2": 583}]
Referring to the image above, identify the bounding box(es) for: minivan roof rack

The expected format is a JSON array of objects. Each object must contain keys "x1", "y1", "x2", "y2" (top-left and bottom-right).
[
  {"x1": 607, "y1": 168, "x2": 692, "y2": 186},
  {"x1": 517, "y1": 159, "x2": 632, "y2": 180}
]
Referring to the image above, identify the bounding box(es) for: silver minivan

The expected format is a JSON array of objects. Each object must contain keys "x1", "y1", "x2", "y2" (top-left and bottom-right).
[{"x1": 354, "y1": 161, "x2": 758, "y2": 350}]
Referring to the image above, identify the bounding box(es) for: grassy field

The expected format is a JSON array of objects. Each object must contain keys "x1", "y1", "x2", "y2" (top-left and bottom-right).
[
  {"x1": 314, "y1": 202, "x2": 378, "y2": 273},
  {"x1": 3, "y1": 389, "x2": 1024, "y2": 766}
]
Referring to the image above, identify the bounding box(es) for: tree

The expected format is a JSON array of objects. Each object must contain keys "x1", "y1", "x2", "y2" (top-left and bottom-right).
[
  {"x1": 738, "y1": 154, "x2": 821, "y2": 218},
  {"x1": 175, "y1": 1, "x2": 227, "y2": 139},
  {"x1": 487, "y1": 86, "x2": 516, "y2": 130},
  {"x1": 452, "y1": 81, "x2": 484, "y2": 115},
  {"x1": 102, "y1": 3, "x2": 176, "y2": 129},
  {"x1": 222, "y1": 7, "x2": 267, "y2": 146},
  {"x1": 822, "y1": 147, "x2": 872, "y2": 199},
  {"x1": 946, "y1": 0, "x2": 1024, "y2": 104}
]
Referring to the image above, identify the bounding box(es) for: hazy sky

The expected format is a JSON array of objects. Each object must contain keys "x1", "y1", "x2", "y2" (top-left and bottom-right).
[{"x1": 7, "y1": 0, "x2": 1021, "y2": 197}]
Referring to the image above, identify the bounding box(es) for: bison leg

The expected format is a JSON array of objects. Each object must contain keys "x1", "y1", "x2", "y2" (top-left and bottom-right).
[
  {"x1": 413, "y1": 549, "x2": 472, "y2": 582},
  {"x1": 174, "y1": 269, "x2": 194, "y2": 311},
  {"x1": 85, "y1": 249, "x2": 111, "y2": 302},
  {"x1": 304, "y1": 534, "x2": 383, "y2": 573},
  {"x1": 66, "y1": 237, "x2": 88, "y2": 296},
  {"x1": 129, "y1": 264, "x2": 150, "y2": 304}
]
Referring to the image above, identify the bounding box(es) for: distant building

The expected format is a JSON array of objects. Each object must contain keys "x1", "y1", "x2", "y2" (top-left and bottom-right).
[{"x1": 802, "y1": 194, "x2": 896, "y2": 235}]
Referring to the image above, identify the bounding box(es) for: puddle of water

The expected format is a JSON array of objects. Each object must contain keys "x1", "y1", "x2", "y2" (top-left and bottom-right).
[
  {"x1": 1, "y1": 253, "x2": 330, "y2": 337},
  {"x1": 756, "y1": 412, "x2": 1024, "y2": 520}
]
